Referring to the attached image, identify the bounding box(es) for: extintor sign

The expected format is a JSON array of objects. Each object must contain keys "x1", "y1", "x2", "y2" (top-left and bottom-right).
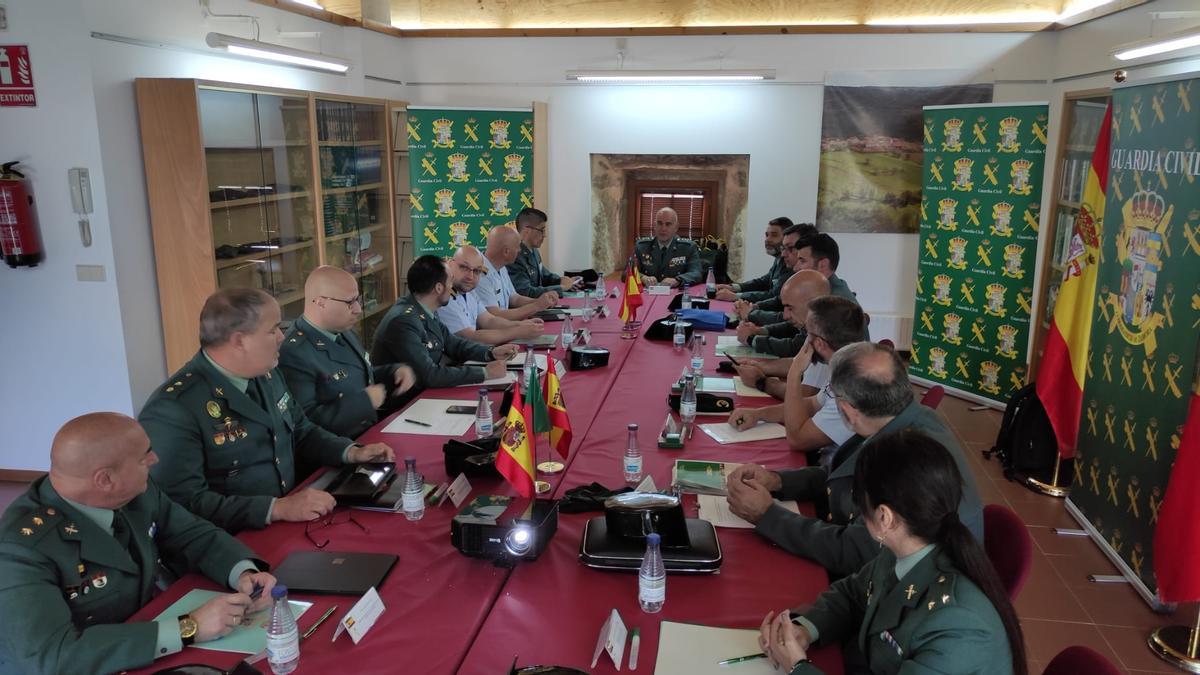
[{"x1": 0, "y1": 45, "x2": 35, "y2": 107}]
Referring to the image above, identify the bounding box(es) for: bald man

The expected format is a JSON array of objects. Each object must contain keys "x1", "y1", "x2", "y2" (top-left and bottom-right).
[
  {"x1": 440, "y1": 247, "x2": 545, "y2": 345},
  {"x1": 278, "y1": 266, "x2": 416, "y2": 438},
  {"x1": 0, "y1": 413, "x2": 276, "y2": 674},
  {"x1": 633, "y1": 207, "x2": 701, "y2": 288},
  {"x1": 474, "y1": 226, "x2": 558, "y2": 321}
]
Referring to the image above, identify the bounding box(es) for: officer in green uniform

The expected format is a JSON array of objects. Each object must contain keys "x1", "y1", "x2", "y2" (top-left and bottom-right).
[
  {"x1": 140, "y1": 289, "x2": 396, "y2": 533},
  {"x1": 727, "y1": 343, "x2": 983, "y2": 578},
  {"x1": 372, "y1": 255, "x2": 517, "y2": 396},
  {"x1": 0, "y1": 413, "x2": 277, "y2": 674},
  {"x1": 757, "y1": 430, "x2": 1024, "y2": 675},
  {"x1": 633, "y1": 207, "x2": 702, "y2": 288},
  {"x1": 508, "y1": 207, "x2": 581, "y2": 298},
  {"x1": 713, "y1": 217, "x2": 794, "y2": 303},
  {"x1": 279, "y1": 266, "x2": 416, "y2": 438}
]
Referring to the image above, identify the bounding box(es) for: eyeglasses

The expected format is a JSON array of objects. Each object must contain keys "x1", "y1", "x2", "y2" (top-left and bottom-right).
[
  {"x1": 822, "y1": 382, "x2": 840, "y2": 401},
  {"x1": 454, "y1": 261, "x2": 487, "y2": 276},
  {"x1": 304, "y1": 509, "x2": 369, "y2": 549},
  {"x1": 524, "y1": 225, "x2": 546, "y2": 234},
  {"x1": 321, "y1": 295, "x2": 362, "y2": 308}
]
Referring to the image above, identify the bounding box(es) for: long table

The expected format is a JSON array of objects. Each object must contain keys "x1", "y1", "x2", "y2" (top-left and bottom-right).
[{"x1": 131, "y1": 290, "x2": 843, "y2": 674}]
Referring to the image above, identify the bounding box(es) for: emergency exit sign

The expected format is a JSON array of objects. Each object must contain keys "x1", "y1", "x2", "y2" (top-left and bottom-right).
[{"x1": 0, "y1": 45, "x2": 35, "y2": 107}]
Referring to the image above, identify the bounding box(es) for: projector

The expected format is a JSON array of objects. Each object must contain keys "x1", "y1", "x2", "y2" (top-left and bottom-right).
[{"x1": 451, "y1": 497, "x2": 559, "y2": 566}]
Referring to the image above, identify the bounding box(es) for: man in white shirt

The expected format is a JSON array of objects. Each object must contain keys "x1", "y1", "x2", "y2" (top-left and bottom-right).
[
  {"x1": 473, "y1": 226, "x2": 557, "y2": 320},
  {"x1": 440, "y1": 246, "x2": 544, "y2": 345}
]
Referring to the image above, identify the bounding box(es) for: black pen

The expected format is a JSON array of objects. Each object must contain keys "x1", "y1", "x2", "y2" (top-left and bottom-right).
[
  {"x1": 404, "y1": 418, "x2": 433, "y2": 427},
  {"x1": 249, "y1": 584, "x2": 264, "y2": 601}
]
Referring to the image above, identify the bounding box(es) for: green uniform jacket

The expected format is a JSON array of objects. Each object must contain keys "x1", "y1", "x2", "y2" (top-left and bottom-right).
[
  {"x1": 371, "y1": 294, "x2": 493, "y2": 390},
  {"x1": 508, "y1": 243, "x2": 562, "y2": 297},
  {"x1": 634, "y1": 237, "x2": 702, "y2": 287},
  {"x1": 756, "y1": 401, "x2": 983, "y2": 577},
  {"x1": 751, "y1": 274, "x2": 869, "y2": 356},
  {"x1": 140, "y1": 351, "x2": 352, "y2": 533},
  {"x1": 278, "y1": 316, "x2": 398, "y2": 439},
  {"x1": 736, "y1": 256, "x2": 790, "y2": 303},
  {"x1": 793, "y1": 548, "x2": 1012, "y2": 675},
  {"x1": 0, "y1": 477, "x2": 261, "y2": 675}
]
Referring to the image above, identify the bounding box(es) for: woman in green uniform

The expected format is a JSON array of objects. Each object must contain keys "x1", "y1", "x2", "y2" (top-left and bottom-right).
[{"x1": 760, "y1": 429, "x2": 1027, "y2": 675}]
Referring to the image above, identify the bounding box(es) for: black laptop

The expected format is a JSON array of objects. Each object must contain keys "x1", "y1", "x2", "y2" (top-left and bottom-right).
[{"x1": 272, "y1": 551, "x2": 398, "y2": 595}]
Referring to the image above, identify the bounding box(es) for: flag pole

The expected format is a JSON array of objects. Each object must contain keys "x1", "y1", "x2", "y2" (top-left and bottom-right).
[
  {"x1": 1148, "y1": 603, "x2": 1200, "y2": 671},
  {"x1": 532, "y1": 347, "x2": 561, "y2": 489}
]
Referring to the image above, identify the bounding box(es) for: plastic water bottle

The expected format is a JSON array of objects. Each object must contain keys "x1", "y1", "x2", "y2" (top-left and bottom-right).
[
  {"x1": 582, "y1": 292, "x2": 593, "y2": 323},
  {"x1": 594, "y1": 277, "x2": 606, "y2": 300},
  {"x1": 672, "y1": 314, "x2": 686, "y2": 352},
  {"x1": 689, "y1": 334, "x2": 705, "y2": 375},
  {"x1": 560, "y1": 313, "x2": 573, "y2": 349},
  {"x1": 401, "y1": 457, "x2": 424, "y2": 521},
  {"x1": 623, "y1": 423, "x2": 643, "y2": 483},
  {"x1": 681, "y1": 291, "x2": 692, "y2": 310},
  {"x1": 705, "y1": 268, "x2": 717, "y2": 298},
  {"x1": 639, "y1": 533, "x2": 666, "y2": 613},
  {"x1": 680, "y1": 374, "x2": 697, "y2": 425},
  {"x1": 475, "y1": 388, "x2": 494, "y2": 437},
  {"x1": 266, "y1": 585, "x2": 300, "y2": 674},
  {"x1": 522, "y1": 349, "x2": 538, "y2": 394}
]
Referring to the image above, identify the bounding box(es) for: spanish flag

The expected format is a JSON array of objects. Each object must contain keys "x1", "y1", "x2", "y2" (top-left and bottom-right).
[
  {"x1": 619, "y1": 257, "x2": 644, "y2": 322},
  {"x1": 496, "y1": 380, "x2": 536, "y2": 497},
  {"x1": 1153, "y1": 377, "x2": 1200, "y2": 602},
  {"x1": 1036, "y1": 104, "x2": 1111, "y2": 459},
  {"x1": 543, "y1": 366, "x2": 573, "y2": 459}
]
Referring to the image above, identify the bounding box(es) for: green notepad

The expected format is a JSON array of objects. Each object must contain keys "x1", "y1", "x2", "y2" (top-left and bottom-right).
[
  {"x1": 671, "y1": 460, "x2": 742, "y2": 496},
  {"x1": 153, "y1": 588, "x2": 312, "y2": 654}
]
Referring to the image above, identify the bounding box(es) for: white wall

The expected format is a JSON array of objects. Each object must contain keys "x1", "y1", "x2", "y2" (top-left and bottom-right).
[{"x1": 0, "y1": 0, "x2": 134, "y2": 471}]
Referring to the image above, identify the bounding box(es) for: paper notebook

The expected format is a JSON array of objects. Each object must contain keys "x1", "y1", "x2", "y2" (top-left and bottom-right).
[
  {"x1": 671, "y1": 459, "x2": 742, "y2": 496},
  {"x1": 697, "y1": 494, "x2": 801, "y2": 529},
  {"x1": 153, "y1": 589, "x2": 311, "y2": 655},
  {"x1": 698, "y1": 421, "x2": 787, "y2": 445},
  {"x1": 655, "y1": 621, "x2": 775, "y2": 674}
]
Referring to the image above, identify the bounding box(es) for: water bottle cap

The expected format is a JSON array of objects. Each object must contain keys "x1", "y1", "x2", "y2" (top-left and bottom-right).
[
  {"x1": 405, "y1": 456, "x2": 416, "y2": 465},
  {"x1": 271, "y1": 585, "x2": 287, "y2": 598},
  {"x1": 647, "y1": 533, "x2": 661, "y2": 544},
  {"x1": 479, "y1": 388, "x2": 489, "y2": 395},
  {"x1": 684, "y1": 374, "x2": 694, "y2": 380},
  {"x1": 628, "y1": 423, "x2": 638, "y2": 430}
]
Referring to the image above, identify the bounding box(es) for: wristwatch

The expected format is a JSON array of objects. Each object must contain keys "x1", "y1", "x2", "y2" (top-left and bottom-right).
[
  {"x1": 178, "y1": 614, "x2": 198, "y2": 646},
  {"x1": 754, "y1": 375, "x2": 768, "y2": 392}
]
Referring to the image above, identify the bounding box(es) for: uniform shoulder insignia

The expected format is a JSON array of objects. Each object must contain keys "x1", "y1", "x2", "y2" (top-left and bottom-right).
[
  {"x1": 2, "y1": 507, "x2": 62, "y2": 545},
  {"x1": 161, "y1": 371, "x2": 199, "y2": 398}
]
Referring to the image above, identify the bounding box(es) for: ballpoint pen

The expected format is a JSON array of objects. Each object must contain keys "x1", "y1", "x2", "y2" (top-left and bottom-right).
[
  {"x1": 717, "y1": 652, "x2": 767, "y2": 666},
  {"x1": 404, "y1": 418, "x2": 433, "y2": 427}
]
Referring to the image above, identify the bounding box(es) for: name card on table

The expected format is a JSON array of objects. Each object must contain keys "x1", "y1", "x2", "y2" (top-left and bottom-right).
[
  {"x1": 591, "y1": 608, "x2": 628, "y2": 669},
  {"x1": 446, "y1": 472, "x2": 472, "y2": 508},
  {"x1": 333, "y1": 587, "x2": 385, "y2": 645}
]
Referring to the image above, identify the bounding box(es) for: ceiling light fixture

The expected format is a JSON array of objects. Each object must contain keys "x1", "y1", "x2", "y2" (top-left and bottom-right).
[
  {"x1": 566, "y1": 69, "x2": 775, "y2": 83},
  {"x1": 1112, "y1": 26, "x2": 1200, "y2": 61},
  {"x1": 205, "y1": 32, "x2": 351, "y2": 73}
]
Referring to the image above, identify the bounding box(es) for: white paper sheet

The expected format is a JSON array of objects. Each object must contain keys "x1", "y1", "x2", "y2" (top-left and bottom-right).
[
  {"x1": 456, "y1": 370, "x2": 518, "y2": 388},
  {"x1": 647, "y1": 285, "x2": 672, "y2": 295},
  {"x1": 698, "y1": 421, "x2": 787, "y2": 445},
  {"x1": 734, "y1": 377, "x2": 772, "y2": 398},
  {"x1": 696, "y1": 494, "x2": 801, "y2": 529},
  {"x1": 381, "y1": 398, "x2": 476, "y2": 436},
  {"x1": 654, "y1": 621, "x2": 775, "y2": 674}
]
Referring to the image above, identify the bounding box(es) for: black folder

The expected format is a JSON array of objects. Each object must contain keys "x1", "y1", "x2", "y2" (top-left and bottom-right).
[{"x1": 272, "y1": 551, "x2": 398, "y2": 595}]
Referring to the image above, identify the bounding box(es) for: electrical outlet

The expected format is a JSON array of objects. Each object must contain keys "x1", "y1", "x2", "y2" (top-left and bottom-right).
[{"x1": 76, "y1": 264, "x2": 106, "y2": 282}]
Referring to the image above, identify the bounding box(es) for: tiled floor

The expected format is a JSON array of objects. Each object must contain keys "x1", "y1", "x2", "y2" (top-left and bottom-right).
[
  {"x1": 0, "y1": 392, "x2": 1192, "y2": 673},
  {"x1": 929, "y1": 390, "x2": 1192, "y2": 675}
]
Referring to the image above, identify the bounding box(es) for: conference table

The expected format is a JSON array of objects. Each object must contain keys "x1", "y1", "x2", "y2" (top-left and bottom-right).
[{"x1": 131, "y1": 289, "x2": 844, "y2": 675}]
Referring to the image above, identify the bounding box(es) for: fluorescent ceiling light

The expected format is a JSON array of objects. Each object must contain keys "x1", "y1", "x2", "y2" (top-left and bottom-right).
[
  {"x1": 205, "y1": 32, "x2": 351, "y2": 73},
  {"x1": 866, "y1": 12, "x2": 1057, "y2": 25},
  {"x1": 1113, "y1": 27, "x2": 1200, "y2": 61},
  {"x1": 566, "y1": 69, "x2": 775, "y2": 83}
]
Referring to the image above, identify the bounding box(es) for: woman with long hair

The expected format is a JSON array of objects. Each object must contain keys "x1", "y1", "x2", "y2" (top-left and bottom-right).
[{"x1": 758, "y1": 429, "x2": 1027, "y2": 674}]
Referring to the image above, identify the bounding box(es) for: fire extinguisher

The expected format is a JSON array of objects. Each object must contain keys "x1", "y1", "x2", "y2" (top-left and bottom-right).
[{"x1": 0, "y1": 161, "x2": 45, "y2": 268}]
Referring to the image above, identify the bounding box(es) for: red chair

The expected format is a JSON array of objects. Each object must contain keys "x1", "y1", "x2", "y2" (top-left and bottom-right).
[
  {"x1": 1042, "y1": 646, "x2": 1122, "y2": 675},
  {"x1": 920, "y1": 384, "x2": 945, "y2": 409},
  {"x1": 878, "y1": 338, "x2": 895, "y2": 350},
  {"x1": 983, "y1": 504, "x2": 1033, "y2": 601}
]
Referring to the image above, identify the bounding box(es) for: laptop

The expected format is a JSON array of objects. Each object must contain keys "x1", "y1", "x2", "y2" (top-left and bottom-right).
[{"x1": 272, "y1": 551, "x2": 398, "y2": 595}]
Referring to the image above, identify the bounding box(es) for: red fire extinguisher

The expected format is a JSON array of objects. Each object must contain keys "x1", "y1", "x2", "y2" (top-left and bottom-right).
[{"x1": 0, "y1": 161, "x2": 44, "y2": 268}]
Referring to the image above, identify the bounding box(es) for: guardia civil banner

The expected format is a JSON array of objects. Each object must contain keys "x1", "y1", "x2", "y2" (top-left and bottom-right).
[
  {"x1": 1066, "y1": 74, "x2": 1200, "y2": 605},
  {"x1": 908, "y1": 103, "x2": 1049, "y2": 406},
  {"x1": 406, "y1": 107, "x2": 535, "y2": 257}
]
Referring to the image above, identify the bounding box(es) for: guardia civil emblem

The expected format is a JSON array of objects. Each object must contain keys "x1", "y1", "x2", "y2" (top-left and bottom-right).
[
  {"x1": 933, "y1": 274, "x2": 953, "y2": 307},
  {"x1": 447, "y1": 153, "x2": 469, "y2": 182},
  {"x1": 434, "y1": 188, "x2": 457, "y2": 217},
  {"x1": 1002, "y1": 244, "x2": 1026, "y2": 279},
  {"x1": 1103, "y1": 190, "x2": 1171, "y2": 355},
  {"x1": 942, "y1": 313, "x2": 963, "y2": 345},
  {"x1": 947, "y1": 237, "x2": 968, "y2": 270},
  {"x1": 937, "y1": 198, "x2": 958, "y2": 231},
  {"x1": 489, "y1": 119, "x2": 512, "y2": 148},
  {"x1": 929, "y1": 348, "x2": 949, "y2": 378},
  {"x1": 942, "y1": 118, "x2": 964, "y2": 152},
  {"x1": 1009, "y1": 159, "x2": 1034, "y2": 195},
  {"x1": 503, "y1": 154, "x2": 525, "y2": 183},
  {"x1": 489, "y1": 188, "x2": 511, "y2": 217},
  {"x1": 432, "y1": 117, "x2": 455, "y2": 149},
  {"x1": 979, "y1": 361, "x2": 1002, "y2": 395},
  {"x1": 951, "y1": 158, "x2": 974, "y2": 192},
  {"x1": 984, "y1": 283, "x2": 1007, "y2": 317},
  {"x1": 991, "y1": 202, "x2": 1014, "y2": 237},
  {"x1": 997, "y1": 116, "x2": 1021, "y2": 153},
  {"x1": 449, "y1": 222, "x2": 470, "y2": 247},
  {"x1": 971, "y1": 116, "x2": 989, "y2": 146},
  {"x1": 996, "y1": 325, "x2": 1019, "y2": 359}
]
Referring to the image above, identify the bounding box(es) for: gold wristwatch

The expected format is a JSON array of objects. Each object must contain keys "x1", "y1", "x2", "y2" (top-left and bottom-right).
[{"x1": 178, "y1": 614, "x2": 198, "y2": 646}]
